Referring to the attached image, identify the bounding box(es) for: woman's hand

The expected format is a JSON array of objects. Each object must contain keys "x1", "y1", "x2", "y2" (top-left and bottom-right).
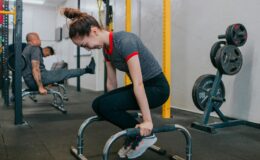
[{"x1": 135, "y1": 121, "x2": 153, "y2": 137}]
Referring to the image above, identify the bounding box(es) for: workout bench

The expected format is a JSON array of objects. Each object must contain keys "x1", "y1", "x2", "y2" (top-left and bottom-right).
[
  {"x1": 70, "y1": 113, "x2": 192, "y2": 160},
  {"x1": 22, "y1": 88, "x2": 67, "y2": 114}
]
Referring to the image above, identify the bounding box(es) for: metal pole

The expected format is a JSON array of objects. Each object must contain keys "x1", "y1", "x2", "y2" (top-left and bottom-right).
[
  {"x1": 0, "y1": 0, "x2": 3, "y2": 23},
  {"x1": 0, "y1": 0, "x2": 3, "y2": 94},
  {"x1": 103, "y1": 125, "x2": 192, "y2": 160},
  {"x1": 124, "y1": 0, "x2": 131, "y2": 85},
  {"x1": 76, "y1": 0, "x2": 81, "y2": 92},
  {"x1": 162, "y1": 0, "x2": 172, "y2": 118},
  {"x1": 2, "y1": 0, "x2": 10, "y2": 106},
  {"x1": 104, "y1": 0, "x2": 110, "y2": 93},
  {"x1": 14, "y1": 0, "x2": 23, "y2": 124}
]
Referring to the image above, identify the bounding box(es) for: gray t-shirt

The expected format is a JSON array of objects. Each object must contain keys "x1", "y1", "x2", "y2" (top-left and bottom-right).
[
  {"x1": 103, "y1": 31, "x2": 162, "y2": 81},
  {"x1": 22, "y1": 44, "x2": 46, "y2": 80}
]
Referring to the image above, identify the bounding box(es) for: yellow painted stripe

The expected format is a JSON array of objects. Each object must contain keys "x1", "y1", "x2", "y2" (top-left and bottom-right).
[
  {"x1": 0, "y1": 10, "x2": 15, "y2": 15},
  {"x1": 0, "y1": 8, "x2": 16, "y2": 24}
]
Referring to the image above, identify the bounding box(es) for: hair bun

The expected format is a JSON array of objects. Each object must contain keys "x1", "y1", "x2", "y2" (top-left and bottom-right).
[{"x1": 61, "y1": 8, "x2": 86, "y2": 20}]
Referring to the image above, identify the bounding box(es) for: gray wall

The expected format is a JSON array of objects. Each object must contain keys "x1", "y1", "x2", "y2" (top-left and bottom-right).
[
  {"x1": 8, "y1": 3, "x2": 56, "y2": 47},
  {"x1": 23, "y1": 4, "x2": 56, "y2": 47},
  {"x1": 113, "y1": 0, "x2": 260, "y2": 123},
  {"x1": 171, "y1": 0, "x2": 260, "y2": 123}
]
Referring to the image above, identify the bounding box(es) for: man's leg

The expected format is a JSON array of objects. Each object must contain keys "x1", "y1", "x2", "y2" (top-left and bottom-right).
[
  {"x1": 42, "y1": 57, "x2": 95, "y2": 85},
  {"x1": 41, "y1": 68, "x2": 86, "y2": 86}
]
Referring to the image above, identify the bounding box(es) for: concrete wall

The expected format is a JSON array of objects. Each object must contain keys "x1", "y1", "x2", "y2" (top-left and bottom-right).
[
  {"x1": 8, "y1": 3, "x2": 56, "y2": 47},
  {"x1": 23, "y1": 4, "x2": 56, "y2": 47},
  {"x1": 170, "y1": 0, "x2": 260, "y2": 123}
]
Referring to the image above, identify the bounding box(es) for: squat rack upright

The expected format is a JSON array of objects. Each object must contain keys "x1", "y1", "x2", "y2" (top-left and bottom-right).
[
  {"x1": 0, "y1": 0, "x2": 12, "y2": 106},
  {"x1": 0, "y1": 0, "x2": 23, "y2": 125}
]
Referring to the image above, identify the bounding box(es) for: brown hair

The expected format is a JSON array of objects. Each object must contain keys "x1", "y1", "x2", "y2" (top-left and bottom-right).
[
  {"x1": 61, "y1": 8, "x2": 101, "y2": 39},
  {"x1": 45, "y1": 46, "x2": 55, "y2": 55}
]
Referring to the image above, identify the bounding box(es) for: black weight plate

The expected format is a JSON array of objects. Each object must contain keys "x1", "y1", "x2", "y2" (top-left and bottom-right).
[
  {"x1": 21, "y1": 55, "x2": 27, "y2": 71},
  {"x1": 7, "y1": 54, "x2": 27, "y2": 72},
  {"x1": 192, "y1": 74, "x2": 225, "y2": 111},
  {"x1": 210, "y1": 41, "x2": 226, "y2": 68},
  {"x1": 226, "y1": 24, "x2": 247, "y2": 47},
  {"x1": 7, "y1": 54, "x2": 15, "y2": 71},
  {"x1": 215, "y1": 45, "x2": 243, "y2": 75}
]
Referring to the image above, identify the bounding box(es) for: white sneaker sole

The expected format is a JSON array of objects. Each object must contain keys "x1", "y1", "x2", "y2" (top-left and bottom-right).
[{"x1": 127, "y1": 136, "x2": 157, "y2": 159}]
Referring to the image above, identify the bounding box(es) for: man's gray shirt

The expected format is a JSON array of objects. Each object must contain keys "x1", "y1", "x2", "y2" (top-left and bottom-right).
[{"x1": 22, "y1": 44, "x2": 46, "y2": 81}]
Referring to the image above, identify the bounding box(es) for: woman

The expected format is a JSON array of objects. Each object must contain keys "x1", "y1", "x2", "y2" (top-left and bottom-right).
[{"x1": 62, "y1": 8, "x2": 170, "y2": 159}]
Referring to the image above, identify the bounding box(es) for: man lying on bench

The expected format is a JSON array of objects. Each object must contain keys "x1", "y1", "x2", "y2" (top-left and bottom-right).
[{"x1": 22, "y1": 32, "x2": 95, "y2": 94}]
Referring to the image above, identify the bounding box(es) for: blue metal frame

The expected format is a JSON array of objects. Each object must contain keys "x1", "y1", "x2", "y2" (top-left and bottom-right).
[
  {"x1": 76, "y1": 0, "x2": 81, "y2": 92},
  {"x1": 71, "y1": 113, "x2": 192, "y2": 160},
  {"x1": 191, "y1": 70, "x2": 259, "y2": 133},
  {"x1": 103, "y1": 124, "x2": 192, "y2": 160},
  {"x1": 14, "y1": 0, "x2": 24, "y2": 124}
]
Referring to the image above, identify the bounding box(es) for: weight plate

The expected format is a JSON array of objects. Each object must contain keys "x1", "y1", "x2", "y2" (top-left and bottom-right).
[
  {"x1": 226, "y1": 24, "x2": 247, "y2": 47},
  {"x1": 192, "y1": 74, "x2": 225, "y2": 111},
  {"x1": 7, "y1": 54, "x2": 26, "y2": 72},
  {"x1": 215, "y1": 45, "x2": 243, "y2": 75},
  {"x1": 210, "y1": 41, "x2": 226, "y2": 68}
]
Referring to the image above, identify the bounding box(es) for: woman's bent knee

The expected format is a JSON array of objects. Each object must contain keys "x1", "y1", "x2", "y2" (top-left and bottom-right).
[{"x1": 92, "y1": 98, "x2": 101, "y2": 115}]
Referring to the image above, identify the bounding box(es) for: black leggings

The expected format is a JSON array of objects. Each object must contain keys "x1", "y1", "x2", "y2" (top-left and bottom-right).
[{"x1": 92, "y1": 72, "x2": 170, "y2": 130}]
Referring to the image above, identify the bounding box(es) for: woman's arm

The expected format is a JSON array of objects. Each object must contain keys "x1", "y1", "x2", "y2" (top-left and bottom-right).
[
  {"x1": 106, "y1": 61, "x2": 117, "y2": 91},
  {"x1": 127, "y1": 55, "x2": 153, "y2": 136}
]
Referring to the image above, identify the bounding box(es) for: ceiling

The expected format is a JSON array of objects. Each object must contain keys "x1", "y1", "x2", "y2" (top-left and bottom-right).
[
  {"x1": 44, "y1": 0, "x2": 67, "y2": 7},
  {"x1": 8, "y1": 0, "x2": 67, "y2": 7}
]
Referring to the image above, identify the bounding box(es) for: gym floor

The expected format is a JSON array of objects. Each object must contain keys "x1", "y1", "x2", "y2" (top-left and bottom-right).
[{"x1": 0, "y1": 87, "x2": 260, "y2": 160}]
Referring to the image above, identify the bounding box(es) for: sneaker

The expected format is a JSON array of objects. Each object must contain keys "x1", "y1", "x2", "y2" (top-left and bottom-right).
[
  {"x1": 126, "y1": 134, "x2": 157, "y2": 159},
  {"x1": 118, "y1": 145, "x2": 132, "y2": 158},
  {"x1": 118, "y1": 137, "x2": 134, "y2": 158},
  {"x1": 85, "y1": 57, "x2": 96, "y2": 74}
]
